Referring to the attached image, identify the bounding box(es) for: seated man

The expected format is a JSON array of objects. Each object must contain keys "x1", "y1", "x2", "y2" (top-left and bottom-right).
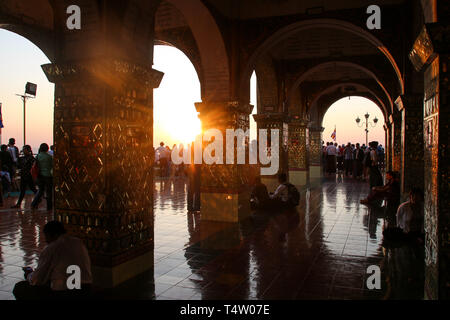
[
  {"x1": 270, "y1": 173, "x2": 300, "y2": 209},
  {"x1": 250, "y1": 176, "x2": 270, "y2": 210},
  {"x1": 360, "y1": 171, "x2": 400, "y2": 211},
  {"x1": 13, "y1": 221, "x2": 93, "y2": 300},
  {"x1": 397, "y1": 187, "x2": 424, "y2": 240}
]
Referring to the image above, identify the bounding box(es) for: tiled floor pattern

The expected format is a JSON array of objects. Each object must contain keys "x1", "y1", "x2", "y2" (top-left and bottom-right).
[{"x1": 0, "y1": 176, "x2": 390, "y2": 300}]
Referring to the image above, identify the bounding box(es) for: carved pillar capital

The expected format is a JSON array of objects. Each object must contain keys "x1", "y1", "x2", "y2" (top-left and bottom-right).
[
  {"x1": 42, "y1": 59, "x2": 164, "y2": 91},
  {"x1": 195, "y1": 101, "x2": 253, "y2": 131}
]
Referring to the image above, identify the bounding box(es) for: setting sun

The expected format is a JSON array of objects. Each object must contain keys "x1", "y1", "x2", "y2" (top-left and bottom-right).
[{"x1": 153, "y1": 45, "x2": 201, "y2": 147}]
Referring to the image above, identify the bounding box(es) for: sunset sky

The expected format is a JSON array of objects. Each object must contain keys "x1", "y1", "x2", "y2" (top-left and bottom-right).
[{"x1": 0, "y1": 29, "x2": 384, "y2": 153}]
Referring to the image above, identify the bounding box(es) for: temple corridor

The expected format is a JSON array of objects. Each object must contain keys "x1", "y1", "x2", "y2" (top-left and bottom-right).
[{"x1": 0, "y1": 176, "x2": 423, "y2": 300}]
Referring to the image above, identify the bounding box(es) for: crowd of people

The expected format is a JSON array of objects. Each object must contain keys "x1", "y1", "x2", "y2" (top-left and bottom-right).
[
  {"x1": 0, "y1": 138, "x2": 54, "y2": 210},
  {"x1": 322, "y1": 140, "x2": 385, "y2": 179},
  {"x1": 155, "y1": 142, "x2": 187, "y2": 178}
]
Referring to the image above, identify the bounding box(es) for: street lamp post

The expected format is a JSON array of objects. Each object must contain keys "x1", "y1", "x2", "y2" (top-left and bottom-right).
[
  {"x1": 16, "y1": 82, "x2": 37, "y2": 146},
  {"x1": 355, "y1": 112, "x2": 378, "y2": 146}
]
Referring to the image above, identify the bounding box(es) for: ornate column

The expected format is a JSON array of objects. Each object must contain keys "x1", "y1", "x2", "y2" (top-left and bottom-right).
[
  {"x1": 40, "y1": 0, "x2": 163, "y2": 288},
  {"x1": 253, "y1": 113, "x2": 288, "y2": 192},
  {"x1": 287, "y1": 116, "x2": 309, "y2": 186},
  {"x1": 43, "y1": 60, "x2": 163, "y2": 288},
  {"x1": 409, "y1": 22, "x2": 449, "y2": 299},
  {"x1": 194, "y1": 101, "x2": 256, "y2": 222},
  {"x1": 390, "y1": 111, "x2": 402, "y2": 173},
  {"x1": 309, "y1": 126, "x2": 324, "y2": 180},
  {"x1": 395, "y1": 95, "x2": 424, "y2": 194},
  {"x1": 383, "y1": 123, "x2": 392, "y2": 171}
]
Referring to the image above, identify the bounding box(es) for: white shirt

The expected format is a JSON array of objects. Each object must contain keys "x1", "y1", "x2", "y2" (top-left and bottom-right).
[
  {"x1": 8, "y1": 146, "x2": 18, "y2": 163},
  {"x1": 396, "y1": 201, "x2": 423, "y2": 233},
  {"x1": 28, "y1": 235, "x2": 92, "y2": 291},
  {"x1": 326, "y1": 145, "x2": 337, "y2": 156},
  {"x1": 271, "y1": 183, "x2": 289, "y2": 202}
]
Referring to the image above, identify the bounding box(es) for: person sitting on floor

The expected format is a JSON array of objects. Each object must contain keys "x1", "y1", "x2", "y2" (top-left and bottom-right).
[
  {"x1": 396, "y1": 187, "x2": 424, "y2": 242},
  {"x1": 13, "y1": 221, "x2": 93, "y2": 300},
  {"x1": 250, "y1": 176, "x2": 270, "y2": 210},
  {"x1": 360, "y1": 170, "x2": 400, "y2": 211},
  {"x1": 270, "y1": 173, "x2": 300, "y2": 209}
]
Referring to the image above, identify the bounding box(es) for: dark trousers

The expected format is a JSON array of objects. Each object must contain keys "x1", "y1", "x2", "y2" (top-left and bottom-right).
[
  {"x1": 16, "y1": 176, "x2": 37, "y2": 206},
  {"x1": 344, "y1": 159, "x2": 353, "y2": 176},
  {"x1": 31, "y1": 176, "x2": 53, "y2": 210},
  {"x1": 159, "y1": 158, "x2": 168, "y2": 176},
  {"x1": 13, "y1": 281, "x2": 93, "y2": 300}
]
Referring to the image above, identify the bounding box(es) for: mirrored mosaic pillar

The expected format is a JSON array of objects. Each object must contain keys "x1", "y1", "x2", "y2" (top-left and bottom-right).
[
  {"x1": 390, "y1": 111, "x2": 402, "y2": 174},
  {"x1": 288, "y1": 117, "x2": 309, "y2": 186},
  {"x1": 384, "y1": 122, "x2": 392, "y2": 171},
  {"x1": 253, "y1": 113, "x2": 289, "y2": 192},
  {"x1": 396, "y1": 95, "x2": 424, "y2": 194},
  {"x1": 309, "y1": 126, "x2": 324, "y2": 181},
  {"x1": 43, "y1": 60, "x2": 163, "y2": 288},
  {"x1": 195, "y1": 101, "x2": 257, "y2": 222},
  {"x1": 409, "y1": 22, "x2": 449, "y2": 300}
]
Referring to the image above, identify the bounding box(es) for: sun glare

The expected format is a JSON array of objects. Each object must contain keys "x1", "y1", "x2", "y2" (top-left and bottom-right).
[{"x1": 153, "y1": 45, "x2": 201, "y2": 147}]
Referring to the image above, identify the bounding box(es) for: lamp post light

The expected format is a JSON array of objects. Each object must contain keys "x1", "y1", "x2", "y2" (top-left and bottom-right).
[{"x1": 355, "y1": 112, "x2": 378, "y2": 146}]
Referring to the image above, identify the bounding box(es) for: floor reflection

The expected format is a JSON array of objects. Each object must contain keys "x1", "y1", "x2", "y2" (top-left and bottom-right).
[{"x1": 0, "y1": 176, "x2": 422, "y2": 300}]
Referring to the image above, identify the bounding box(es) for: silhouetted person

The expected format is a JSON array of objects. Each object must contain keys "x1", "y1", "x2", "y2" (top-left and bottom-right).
[
  {"x1": 156, "y1": 142, "x2": 168, "y2": 176},
  {"x1": 13, "y1": 221, "x2": 92, "y2": 300},
  {"x1": 353, "y1": 143, "x2": 364, "y2": 179},
  {"x1": 269, "y1": 173, "x2": 300, "y2": 209},
  {"x1": 186, "y1": 144, "x2": 201, "y2": 212},
  {"x1": 31, "y1": 143, "x2": 53, "y2": 210},
  {"x1": 367, "y1": 141, "x2": 383, "y2": 188},
  {"x1": 397, "y1": 187, "x2": 424, "y2": 241},
  {"x1": 12, "y1": 145, "x2": 37, "y2": 208},
  {"x1": 343, "y1": 143, "x2": 353, "y2": 176},
  {"x1": 360, "y1": 171, "x2": 400, "y2": 212},
  {"x1": 250, "y1": 176, "x2": 270, "y2": 210},
  {"x1": 7, "y1": 138, "x2": 19, "y2": 171}
]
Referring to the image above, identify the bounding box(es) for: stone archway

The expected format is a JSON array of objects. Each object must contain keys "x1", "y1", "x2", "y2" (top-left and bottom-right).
[
  {"x1": 241, "y1": 18, "x2": 404, "y2": 99},
  {"x1": 163, "y1": 0, "x2": 230, "y2": 102}
]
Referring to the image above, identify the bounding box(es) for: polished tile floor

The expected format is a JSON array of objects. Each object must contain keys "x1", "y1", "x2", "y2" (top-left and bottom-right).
[{"x1": 0, "y1": 176, "x2": 397, "y2": 300}]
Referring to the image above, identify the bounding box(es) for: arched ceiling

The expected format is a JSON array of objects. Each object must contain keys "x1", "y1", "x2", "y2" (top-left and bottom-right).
[
  {"x1": 270, "y1": 27, "x2": 379, "y2": 60},
  {"x1": 0, "y1": 0, "x2": 53, "y2": 30}
]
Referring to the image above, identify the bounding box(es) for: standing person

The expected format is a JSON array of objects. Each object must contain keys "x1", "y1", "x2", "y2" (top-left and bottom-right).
[
  {"x1": 326, "y1": 142, "x2": 337, "y2": 175},
  {"x1": 48, "y1": 145, "x2": 55, "y2": 156},
  {"x1": 343, "y1": 143, "x2": 353, "y2": 177},
  {"x1": 7, "y1": 138, "x2": 19, "y2": 168},
  {"x1": 11, "y1": 145, "x2": 37, "y2": 208},
  {"x1": 165, "y1": 145, "x2": 172, "y2": 177},
  {"x1": 362, "y1": 144, "x2": 371, "y2": 180},
  {"x1": 7, "y1": 138, "x2": 19, "y2": 189},
  {"x1": 377, "y1": 145, "x2": 385, "y2": 171},
  {"x1": 156, "y1": 142, "x2": 168, "y2": 176},
  {"x1": 368, "y1": 141, "x2": 383, "y2": 189},
  {"x1": 353, "y1": 143, "x2": 365, "y2": 179},
  {"x1": 0, "y1": 144, "x2": 13, "y2": 194},
  {"x1": 322, "y1": 142, "x2": 328, "y2": 174},
  {"x1": 337, "y1": 144, "x2": 344, "y2": 173},
  {"x1": 31, "y1": 143, "x2": 53, "y2": 210},
  {"x1": 186, "y1": 143, "x2": 201, "y2": 212}
]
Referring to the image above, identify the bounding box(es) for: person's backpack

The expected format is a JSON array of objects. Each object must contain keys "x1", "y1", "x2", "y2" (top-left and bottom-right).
[{"x1": 284, "y1": 183, "x2": 300, "y2": 207}]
